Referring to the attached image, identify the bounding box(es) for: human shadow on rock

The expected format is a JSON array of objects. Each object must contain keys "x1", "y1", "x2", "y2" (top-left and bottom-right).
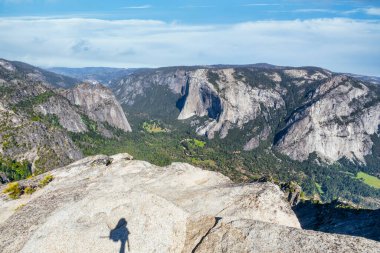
[{"x1": 109, "y1": 218, "x2": 130, "y2": 253}]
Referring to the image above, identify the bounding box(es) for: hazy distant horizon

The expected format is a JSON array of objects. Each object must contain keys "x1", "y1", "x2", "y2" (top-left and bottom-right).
[{"x1": 39, "y1": 63, "x2": 379, "y2": 79}]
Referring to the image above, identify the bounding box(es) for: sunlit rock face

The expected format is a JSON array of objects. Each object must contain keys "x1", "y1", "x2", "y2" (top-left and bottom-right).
[
  {"x1": 178, "y1": 69, "x2": 284, "y2": 139},
  {"x1": 0, "y1": 154, "x2": 379, "y2": 253},
  {"x1": 114, "y1": 66, "x2": 380, "y2": 164},
  {"x1": 0, "y1": 59, "x2": 132, "y2": 172},
  {"x1": 62, "y1": 83, "x2": 132, "y2": 132},
  {"x1": 274, "y1": 75, "x2": 380, "y2": 163}
]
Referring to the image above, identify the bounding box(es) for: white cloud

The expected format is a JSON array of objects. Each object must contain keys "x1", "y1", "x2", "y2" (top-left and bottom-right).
[
  {"x1": 343, "y1": 7, "x2": 380, "y2": 16},
  {"x1": 122, "y1": 5, "x2": 152, "y2": 9},
  {"x1": 365, "y1": 8, "x2": 380, "y2": 16},
  {"x1": 0, "y1": 17, "x2": 379, "y2": 76}
]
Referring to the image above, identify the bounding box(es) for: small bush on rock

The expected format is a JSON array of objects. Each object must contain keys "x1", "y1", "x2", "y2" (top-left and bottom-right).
[
  {"x1": 39, "y1": 174, "x2": 53, "y2": 188},
  {"x1": 24, "y1": 186, "x2": 36, "y2": 195},
  {"x1": 2, "y1": 182, "x2": 22, "y2": 199}
]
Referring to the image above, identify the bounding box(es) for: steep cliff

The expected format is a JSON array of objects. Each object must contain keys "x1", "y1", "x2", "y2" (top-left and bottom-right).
[
  {"x1": 178, "y1": 68, "x2": 284, "y2": 139},
  {"x1": 0, "y1": 154, "x2": 378, "y2": 253},
  {"x1": 61, "y1": 83, "x2": 131, "y2": 132},
  {"x1": 109, "y1": 65, "x2": 380, "y2": 207},
  {"x1": 0, "y1": 61, "x2": 84, "y2": 173},
  {"x1": 0, "y1": 102, "x2": 83, "y2": 172},
  {"x1": 113, "y1": 66, "x2": 380, "y2": 165},
  {"x1": 274, "y1": 75, "x2": 380, "y2": 163},
  {"x1": 34, "y1": 95, "x2": 88, "y2": 133},
  {"x1": 0, "y1": 59, "x2": 131, "y2": 176}
]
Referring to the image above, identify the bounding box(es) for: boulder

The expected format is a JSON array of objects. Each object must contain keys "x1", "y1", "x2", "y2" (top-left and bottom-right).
[{"x1": 0, "y1": 154, "x2": 378, "y2": 252}]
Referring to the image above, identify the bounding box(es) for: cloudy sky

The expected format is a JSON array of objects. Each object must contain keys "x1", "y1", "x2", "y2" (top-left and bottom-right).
[{"x1": 0, "y1": 0, "x2": 380, "y2": 76}]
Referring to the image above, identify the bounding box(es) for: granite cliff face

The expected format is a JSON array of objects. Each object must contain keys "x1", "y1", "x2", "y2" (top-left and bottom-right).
[
  {"x1": 274, "y1": 75, "x2": 380, "y2": 163},
  {"x1": 0, "y1": 154, "x2": 378, "y2": 253},
  {"x1": 113, "y1": 68, "x2": 187, "y2": 106},
  {"x1": 61, "y1": 83, "x2": 131, "y2": 132},
  {"x1": 0, "y1": 101, "x2": 82, "y2": 171},
  {"x1": 0, "y1": 59, "x2": 131, "y2": 174},
  {"x1": 34, "y1": 95, "x2": 88, "y2": 133},
  {"x1": 114, "y1": 67, "x2": 285, "y2": 139},
  {"x1": 178, "y1": 68, "x2": 284, "y2": 139},
  {"x1": 0, "y1": 61, "x2": 83, "y2": 171},
  {"x1": 113, "y1": 66, "x2": 380, "y2": 164}
]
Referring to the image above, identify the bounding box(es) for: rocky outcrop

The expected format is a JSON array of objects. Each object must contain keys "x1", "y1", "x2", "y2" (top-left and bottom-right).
[
  {"x1": 113, "y1": 68, "x2": 187, "y2": 106},
  {"x1": 0, "y1": 154, "x2": 378, "y2": 252},
  {"x1": 62, "y1": 83, "x2": 132, "y2": 132},
  {"x1": 112, "y1": 65, "x2": 380, "y2": 164},
  {"x1": 0, "y1": 103, "x2": 83, "y2": 172},
  {"x1": 275, "y1": 75, "x2": 380, "y2": 163},
  {"x1": 0, "y1": 60, "x2": 16, "y2": 72},
  {"x1": 115, "y1": 67, "x2": 285, "y2": 139},
  {"x1": 34, "y1": 96, "x2": 88, "y2": 133},
  {"x1": 244, "y1": 125, "x2": 271, "y2": 151},
  {"x1": 0, "y1": 59, "x2": 133, "y2": 174},
  {"x1": 281, "y1": 181, "x2": 302, "y2": 207},
  {"x1": 178, "y1": 69, "x2": 284, "y2": 139},
  {"x1": 177, "y1": 69, "x2": 221, "y2": 121},
  {"x1": 113, "y1": 67, "x2": 345, "y2": 144},
  {"x1": 194, "y1": 217, "x2": 379, "y2": 253}
]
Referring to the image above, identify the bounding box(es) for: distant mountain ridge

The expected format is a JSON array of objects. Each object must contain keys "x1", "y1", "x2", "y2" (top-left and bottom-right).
[
  {"x1": 47, "y1": 67, "x2": 136, "y2": 86},
  {"x1": 1, "y1": 58, "x2": 379, "y2": 208},
  {"x1": 1, "y1": 60, "x2": 379, "y2": 252},
  {"x1": 345, "y1": 73, "x2": 380, "y2": 85},
  {"x1": 47, "y1": 63, "x2": 380, "y2": 87},
  {"x1": 0, "y1": 59, "x2": 79, "y2": 88}
]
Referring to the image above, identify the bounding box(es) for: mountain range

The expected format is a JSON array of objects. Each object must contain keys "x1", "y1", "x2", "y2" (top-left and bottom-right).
[
  {"x1": 1, "y1": 57, "x2": 380, "y2": 251},
  {"x1": 1, "y1": 58, "x2": 379, "y2": 209}
]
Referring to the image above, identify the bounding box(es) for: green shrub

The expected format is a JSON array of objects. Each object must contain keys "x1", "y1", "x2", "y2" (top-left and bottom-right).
[
  {"x1": 38, "y1": 174, "x2": 53, "y2": 187},
  {"x1": 24, "y1": 186, "x2": 36, "y2": 195},
  {"x1": 192, "y1": 139, "x2": 206, "y2": 148},
  {"x1": 142, "y1": 121, "x2": 167, "y2": 133},
  {"x1": 30, "y1": 114, "x2": 42, "y2": 122},
  {"x1": 2, "y1": 182, "x2": 22, "y2": 199}
]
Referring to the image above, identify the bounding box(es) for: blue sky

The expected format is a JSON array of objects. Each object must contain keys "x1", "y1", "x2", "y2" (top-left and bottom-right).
[
  {"x1": 1, "y1": 0, "x2": 380, "y2": 23},
  {"x1": 0, "y1": 0, "x2": 380, "y2": 75}
]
